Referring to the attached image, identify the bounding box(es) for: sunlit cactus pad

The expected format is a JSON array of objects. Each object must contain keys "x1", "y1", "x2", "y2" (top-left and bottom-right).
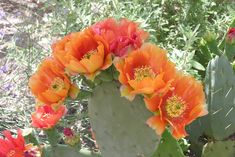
[{"x1": 89, "y1": 81, "x2": 160, "y2": 157}]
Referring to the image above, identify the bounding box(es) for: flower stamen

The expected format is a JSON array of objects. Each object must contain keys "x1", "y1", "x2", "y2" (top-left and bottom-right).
[
  {"x1": 134, "y1": 65, "x2": 155, "y2": 81},
  {"x1": 166, "y1": 95, "x2": 186, "y2": 118},
  {"x1": 50, "y1": 77, "x2": 65, "y2": 92},
  {"x1": 82, "y1": 50, "x2": 97, "y2": 60}
]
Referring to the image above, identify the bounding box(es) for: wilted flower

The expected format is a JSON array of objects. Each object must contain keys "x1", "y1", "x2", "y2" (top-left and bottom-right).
[
  {"x1": 115, "y1": 43, "x2": 176, "y2": 100},
  {"x1": 145, "y1": 73, "x2": 208, "y2": 139}
]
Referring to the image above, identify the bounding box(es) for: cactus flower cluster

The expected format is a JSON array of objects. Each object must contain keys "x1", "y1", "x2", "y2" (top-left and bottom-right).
[{"x1": 1, "y1": 17, "x2": 235, "y2": 157}]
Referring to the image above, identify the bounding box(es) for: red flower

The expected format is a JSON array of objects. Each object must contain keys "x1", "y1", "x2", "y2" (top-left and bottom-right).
[
  {"x1": 145, "y1": 74, "x2": 208, "y2": 139},
  {"x1": 227, "y1": 27, "x2": 235, "y2": 42},
  {"x1": 92, "y1": 18, "x2": 148, "y2": 57},
  {"x1": 31, "y1": 104, "x2": 66, "y2": 130},
  {"x1": 0, "y1": 130, "x2": 25, "y2": 157},
  {"x1": 0, "y1": 130, "x2": 40, "y2": 157}
]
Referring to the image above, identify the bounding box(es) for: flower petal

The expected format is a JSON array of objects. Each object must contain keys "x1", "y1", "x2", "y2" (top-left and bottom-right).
[
  {"x1": 144, "y1": 96, "x2": 162, "y2": 112},
  {"x1": 146, "y1": 115, "x2": 166, "y2": 135},
  {"x1": 171, "y1": 124, "x2": 188, "y2": 139},
  {"x1": 120, "y1": 85, "x2": 135, "y2": 101},
  {"x1": 69, "y1": 84, "x2": 80, "y2": 99}
]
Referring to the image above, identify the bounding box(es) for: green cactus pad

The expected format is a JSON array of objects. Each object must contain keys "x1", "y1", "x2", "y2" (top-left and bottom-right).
[
  {"x1": 205, "y1": 55, "x2": 235, "y2": 140},
  {"x1": 151, "y1": 129, "x2": 185, "y2": 157},
  {"x1": 202, "y1": 141, "x2": 235, "y2": 157},
  {"x1": 43, "y1": 145, "x2": 102, "y2": 157},
  {"x1": 187, "y1": 116, "x2": 211, "y2": 142},
  {"x1": 88, "y1": 81, "x2": 160, "y2": 157},
  {"x1": 187, "y1": 55, "x2": 235, "y2": 155},
  {"x1": 186, "y1": 116, "x2": 211, "y2": 156},
  {"x1": 188, "y1": 56, "x2": 235, "y2": 140}
]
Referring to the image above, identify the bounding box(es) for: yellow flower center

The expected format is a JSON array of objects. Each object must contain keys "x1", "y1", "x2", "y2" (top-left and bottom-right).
[
  {"x1": 7, "y1": 150, "x2": 16, "y2": 157},
  {"x1": 82, "y1": 50, "x2": 97, "y2": 59},
  {"x1": 165, "y1": 95, "x2": 186, "y2": 118},
  {"x1": 50, "y1": 77, "x2": 65, "y2": 92},
  {"x1": 134, "y1": 66, "x2": 155, "y2": 81}
]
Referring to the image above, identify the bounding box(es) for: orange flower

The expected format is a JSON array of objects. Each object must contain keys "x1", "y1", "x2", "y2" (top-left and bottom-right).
[
  {"x1": 0, "y1": 130, "x2": 41, "y2": 157},
  {"x1": 29, "y1": 58, "x2": 73, "y2": 105},
  {"x1": 52, "y1": 28, "x2": 112, "y2": 80},
  {"x1": 31, "y1": 104, "x2": 66, "y2": 130},
  {"x1": 115, "y1": 43, "x2": 176, "y2": 100},
  {"x1": 92, "y1": 18, "x2": 148, "y2": 57},
  {"x1": 145, "y1": 74, "x2": 208, "y2": 139}
]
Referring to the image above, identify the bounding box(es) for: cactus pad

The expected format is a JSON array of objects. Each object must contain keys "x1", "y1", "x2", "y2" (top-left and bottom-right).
[
  {"x1": 44, "y1": 145, "x2": 102, "y2": 157},
  {"x1": 205, "y1": 55, "x2": 235, "y2": 140},
  {"x1": 151, "y1": 129, "x2": 185, "y2": 157},
  {"x1": 202, "y1": 141, "x2": 235, "y2": 157},
  {"x1": 88, "y1": 81, "x2": 160, "y2": 157}
]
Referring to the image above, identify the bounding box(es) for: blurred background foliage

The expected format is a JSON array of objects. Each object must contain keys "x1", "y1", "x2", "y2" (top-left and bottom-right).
[{"x1": 0, "y1": 0, "x2": 235, "y2": 153}]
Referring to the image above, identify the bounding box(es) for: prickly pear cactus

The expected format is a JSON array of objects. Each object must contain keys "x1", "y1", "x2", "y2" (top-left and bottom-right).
[
  {"x1": 202, "y1": 141, "x2": 235, "y2": 157},
  {"x1": 188, "y1": 55, "x2": 235, "y2": 139},
  {"x1": 44, "y1": 145, "x2": 102, "y2": 157},
  {"x1": 205, "y1": 55, "x2": 235, "y2": 140},
  {"x1": 88, "y1": 81, "x2": 160, "y2": 157},
  {"x1": 187, "y1": 55, "x2": 235, "y2": 156},
  {"x1": 151, "y1": 130, "x2": 185, "y2": 157},
  {"x1": 224, "y1": 18, "x2": 235, "y2": 61}
]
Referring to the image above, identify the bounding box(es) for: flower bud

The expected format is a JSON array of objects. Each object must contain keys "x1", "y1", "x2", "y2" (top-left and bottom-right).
[
  {"x1": 227, "y1": 28, "x2": 235, "y2": 43},
  {"x1": 63, "y1": 128, "x2": 74, "y2": 137},
  {"x1": 63, "y1": 128, "x2": 80, "y2": 146}
]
